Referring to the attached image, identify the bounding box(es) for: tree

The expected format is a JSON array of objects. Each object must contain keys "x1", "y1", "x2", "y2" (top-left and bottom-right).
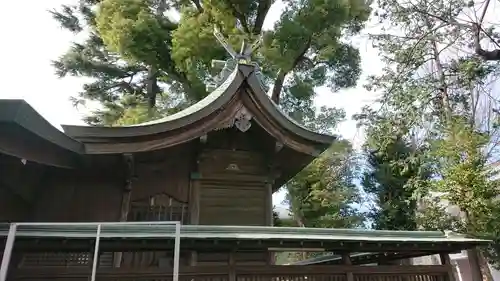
[
  {"x1": 51, "y1": 0, "x2": 371, "y2": 125},
  {"x1": 362, "y1": 132, "x2": 423, "y2": 231},
  {"x1": 285, "y1": 139, "x2": 365, "y2": 230},
  {"x1": 430, "y1": 119, "x2": 500, "y2": 267},
  {"x1": 362, "y1": 0, "x2": 500, "y2": 272},
  {"x1": 279, "y1": 138, "x2": 364, "y2": 264}
]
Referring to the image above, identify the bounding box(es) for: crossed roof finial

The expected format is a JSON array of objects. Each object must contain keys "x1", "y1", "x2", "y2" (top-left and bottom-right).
[{"x1": 213, "y1": 27, "x2": 262, "y2": 63}]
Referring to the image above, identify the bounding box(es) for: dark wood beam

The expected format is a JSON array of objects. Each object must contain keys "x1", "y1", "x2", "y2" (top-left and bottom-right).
[
  {"x1": 1, "y1": 238, "x2": 477, "y2": 254},
  {"x1": 440, "y1": 253, "x2": 457, "y2": 281},
  {"x1": 341, "y1": 252, "x2": 354, "y2": 281},
  {"x1": 11, "y1": 264, "x2": 451, "y2": 279},
  {"x1": 114, "y1": 153, "x2": 135, "y2": 268}
]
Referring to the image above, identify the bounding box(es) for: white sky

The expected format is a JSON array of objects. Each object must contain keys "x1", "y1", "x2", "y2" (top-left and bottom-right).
[{"x1": 0, "y1": 0, "x2": 382, "y2": 215}]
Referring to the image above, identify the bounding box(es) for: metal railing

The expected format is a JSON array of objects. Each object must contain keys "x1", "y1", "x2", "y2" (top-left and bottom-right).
[{"x1": 0, "y1": 221, "x2": 181, "y2": 281}]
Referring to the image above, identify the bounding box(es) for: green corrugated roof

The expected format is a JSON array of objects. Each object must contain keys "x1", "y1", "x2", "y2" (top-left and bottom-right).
[{"x1": 0, "y1": 224, "x2": 488, "y2": 244}]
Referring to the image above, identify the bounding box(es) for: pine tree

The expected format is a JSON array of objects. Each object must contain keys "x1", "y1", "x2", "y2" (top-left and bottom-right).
[{"x1": 51, "y1": 0, "x2": 371, "y2": 125}]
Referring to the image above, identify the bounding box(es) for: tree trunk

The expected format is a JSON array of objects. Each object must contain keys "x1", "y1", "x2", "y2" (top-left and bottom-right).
[
  {"x1": 146, "y1": 67, "x2": 158, "y2": 109},
  {"x1": 428, "y1": 28, "x2": 452, "y2": 120},
  {"x1": 271, "y1": 69, "x2": 286, "y2": 104},
  {"x1": 427, "y1": 16, "x2": 489, "y2": 281}
]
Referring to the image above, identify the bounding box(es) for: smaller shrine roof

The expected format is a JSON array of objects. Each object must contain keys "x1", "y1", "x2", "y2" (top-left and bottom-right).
[
  {"x1": 0, "y1": 99, "x2": 84, "y2": 168},
  {"x1": 0, "y1": 100, "x2": 83, "y2": 153},
  {"x1": 0, "y1": 223, "x2": 487, "y2": 254}
]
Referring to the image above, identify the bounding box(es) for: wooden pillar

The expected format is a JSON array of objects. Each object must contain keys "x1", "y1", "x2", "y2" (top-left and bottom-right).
[
  {"x1": 267, "y1": 142, "x2": 282, "y2": 227},
  {"x1": 114, "y1": 154, "x2": 134, "y2": 268},
  {"x1": 189, "y1": 172, "x2": 201, "y2": 266},
  {"x1": 265, "y1": 181, "x2": 273, "y2": 226},
  {"x1": 189, "y1": 173, "x2": 201, "y2": 224},
  {"x1": 265, "y1": 179, "x2": 274, "y2": 265},
  {"x1": 440, "y1": 253, "x2": 457, "y2": 281},
  {"x1": 467, "y1": 249, "x2": 484, "y2": 281},
  {"x1": 229, "y1": 252, "x2": 236, "y2": 281},
  {"x1": 342, "y1": 253, "x2": 354, "y2": 281}
]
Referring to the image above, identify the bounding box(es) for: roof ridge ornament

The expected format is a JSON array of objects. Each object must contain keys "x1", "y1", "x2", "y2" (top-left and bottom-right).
[
  {"x1": 213, "y1": 27, "x2": 262, "y2": 63},
  {"x1": 206, "y1": 27, "x2": 263, "y2": 92}
]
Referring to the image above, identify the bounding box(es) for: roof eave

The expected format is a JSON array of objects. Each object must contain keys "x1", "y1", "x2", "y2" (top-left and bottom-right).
[
  {"x1": 243, "y1": 71, "x2": 337, "y2": 146},
  {"x1": 61, "y1": 64, "x2": 337, "y2": 149},
  {"x1": 0, "y1": 99, "x2": 84, "y2": 153},
  {"x1": 62, "y1": 68, "x2": 245, "y2": 139}
]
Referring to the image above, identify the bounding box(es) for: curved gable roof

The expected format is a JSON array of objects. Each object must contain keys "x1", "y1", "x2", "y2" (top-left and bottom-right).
[{"x1": 62, "y1": 63, "x2": 336, "y2": 150}]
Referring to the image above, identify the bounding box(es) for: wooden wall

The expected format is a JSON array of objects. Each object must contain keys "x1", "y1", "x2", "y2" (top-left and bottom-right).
[
  {"x1": 31, "y1": 169, "x2": 123, "y2": 222},
  {"x1": 0, "y1": 155, "x2": 45, "y2": 222},
  {"x1": 132, "y1": 146, "x2": 193, "y2": 204},
  {"x1": 197, "y1": 252, "x2": 269, "y2": 266},
  {"x1": 5, "y1": 128, "x2": 277, "y2": 267},
  {"x1": 0, "y1": 187, "x2": 31, "y2": 222},
  {"x1": 197, "y1": 149, "x2": 269, "y2": 226},
  {"x1": 190, "y1": 128, "x2": 274, "y2": 265},
  {"x1": 29, "y1": 144, "x2": 194, "y2": 223}
]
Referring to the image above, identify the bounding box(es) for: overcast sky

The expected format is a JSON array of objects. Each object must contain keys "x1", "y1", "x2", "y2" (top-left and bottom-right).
[{"x1": 0, "y1": 0, "x2": 383, "y2": 216}]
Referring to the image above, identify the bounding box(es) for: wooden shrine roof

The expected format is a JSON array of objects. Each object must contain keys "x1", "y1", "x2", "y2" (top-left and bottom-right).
[
  {"x1": 61, "y1": 63, "x2": 335, "y2": 155},
  {"x1": 0, "y1": 63, "x2": 335, "y2": 168},
  {"x1": 0, "y1": 99, "x2": 83, "y2": 168},
  {"x1": 0, "y1": 223, "x2": 488, "y2": 253}
]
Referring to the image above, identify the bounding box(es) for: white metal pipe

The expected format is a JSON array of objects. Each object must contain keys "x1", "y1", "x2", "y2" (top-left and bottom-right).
[
  {"x1": 173, "y1": 222, "x2": 181, "y2": 281},
  {"x1": 1, "y1": 221, "x2": 182, "y2": 280},
  {"x1": 0, "y1": 224, "x2": 17, "y2": 281},
  {"x1": 14, "y1": 221, "x2": 179, "y2": 226},
  {"x1": 91, "y1": 224, "x2": 102, "y2": 281}
]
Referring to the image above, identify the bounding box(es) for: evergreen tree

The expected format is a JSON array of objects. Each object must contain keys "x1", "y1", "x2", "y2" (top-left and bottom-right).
[
  {"x1": 362, "y1": 133, "x2": 422, "y2": 231},
  {"x1": 358, "y1": 0, "x2": 500, "y2": 271},
  {"x1": 285, "y1": 139, "x2": 365, "y2": 230},
  {"x1": 51, "y1": 0, "x2": 371, "y2": 125}
]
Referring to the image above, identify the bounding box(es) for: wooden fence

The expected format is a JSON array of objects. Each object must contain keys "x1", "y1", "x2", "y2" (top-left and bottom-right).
[{"x1": 10, "y1": 265, "x2": 451, "y2": 281}]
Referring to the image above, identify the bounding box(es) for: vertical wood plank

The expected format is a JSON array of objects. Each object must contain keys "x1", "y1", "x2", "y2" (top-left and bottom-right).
[
  {"x1": 467, "y1": 249, "x2": 484, "y2": 281},
  {"x1": 189, "y1": 173, "x2": 201, "y2": 266},
  {"x1": 229, "y1": 252, "x2": 236, "y2": 281},
  {"x1": 114, "y1": 154, "x2": 134, "y2": 268},
  {"x1": 189, "y1": 173, "x2": 201, "y2": 225},
  {"x1": 264, "y1": 182, "x2": 273, "y2": 226},
  {"x1": 341, "y1": 253, "x2": 354, "y2": 281},
  {"x1": 265, "y1": 181, "x2": 274, "y2": 265},
  {"x1": 439, "y1": 253, "x2": 456, "y2": 281}
]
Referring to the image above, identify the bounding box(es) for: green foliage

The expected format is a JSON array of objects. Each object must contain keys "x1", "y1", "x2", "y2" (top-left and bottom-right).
[
  {"x1": 425, "y1": 118, "x2": 500, "y2": 269},
  {"x1": 286, "y1": 140, "x2": 365, "y2": 229},
  {"x1": 171, "y1": 3, "x2": 242, "y2": 86},
  {"x1": 362, "y1": 135, "x2": 421, "y2": 231},
  {"x1": 430, "y1": 119, "x2": 500, "y2": 261},
  {"x1": 52, "y1": 0, "x2": 370, "y2": 125},
  {"x1": 355, "y1": 108, "x2": 430, "y2": 231},
  {"x1": 361, "y1": 0, "x2": 500, "y2": 268},
  {"x1": 96, "y1": 0, "x2": 176, "y2": 66},
  {"x1": 415, "y1": 196, "x2": 464, "y2": 232}
]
